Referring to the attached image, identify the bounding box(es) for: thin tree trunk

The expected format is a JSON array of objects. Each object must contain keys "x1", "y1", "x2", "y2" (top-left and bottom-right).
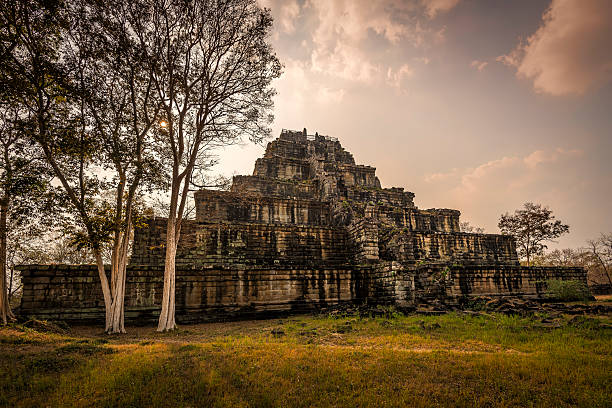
[
  {"x1": 0, "y1": 195, "x2": 15, "y2": 324},
  {"x1": 158, "y1": 164, "x2": 193, "y2": 332},
  {"x1": 94, "y1": 250, "x2": 113, "y2": 332},
  {"x1": 589, "y1": 243, "x2": 612, "y2": 292},
  {"x1": 158, "y1": 215, "x2": 177, "y2": 331},
  {"x1": 8, "y1": 266, "x2": 14, "y2": 302},
  {"x1": 108, "y1": 225, "x2": 132, "y2": 334},
  {"x1": 597, "y1": 254, "x2": 612, "y2": 291},
  {"x1": 526, "y1": 248, "x2": 530, "y2": 267}
]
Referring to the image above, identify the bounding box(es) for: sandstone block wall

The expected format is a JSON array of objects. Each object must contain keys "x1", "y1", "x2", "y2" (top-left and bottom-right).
[
  {"x1": 18, "y1": 264, "x2": 371, "y2": 323},
  {"x1": 375, "y1": 262, "x2": 589, "y2": 307},
  {"x1": 131, "y1": 219, "x2": 353, "y2": 268},
  {"x1": 231, "y1": 175, "x2": 316, "y2": 198},
  {"x1": 383, "y1": 232, "x2": 518, "y2": 264},
  {"x1": 17, "y1": 129, "x2": 589, "y2": 323},
  {"x1": 195, "y1": 190, "x2": 331, "y2": 226},
  {"x1": 18, "y1": 262, "x2": 588, "y2": 323}
]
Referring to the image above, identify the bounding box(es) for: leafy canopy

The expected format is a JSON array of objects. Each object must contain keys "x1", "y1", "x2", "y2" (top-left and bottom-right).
[{"x1": 498, "y1": 202, "x2": 569, "y2": 265}]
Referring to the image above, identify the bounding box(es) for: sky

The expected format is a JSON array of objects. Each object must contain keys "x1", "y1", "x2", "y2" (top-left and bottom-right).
[{"x1": 214, "y1": 0, "x2": 612, "y2": 250}]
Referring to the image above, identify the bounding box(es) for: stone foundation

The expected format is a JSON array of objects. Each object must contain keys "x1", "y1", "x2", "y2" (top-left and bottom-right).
[
  {"x1": 17, "y1": 129, "x2": 588, "y2": 323},
  {"x1": 18, "y1": 263, "x2": 587, "y2": 323},
  {"x1": 17, "y1": 264, "x2": 371, "y2": 323}
]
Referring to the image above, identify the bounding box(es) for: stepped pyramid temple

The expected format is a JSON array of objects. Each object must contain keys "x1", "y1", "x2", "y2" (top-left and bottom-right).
[{"x1": 19, "y1": 129, "x2": 587, "y2": 322}]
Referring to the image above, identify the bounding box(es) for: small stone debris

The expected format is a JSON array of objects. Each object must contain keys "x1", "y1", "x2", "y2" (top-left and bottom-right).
[
  {"x1": 462, "y1": 296, "x2": 612, "y2": 316},
  {"x1": 22, "y1": 319, "x2": 68, "y2": 334},
  {"x1": 271, "y1": 328, "x2": 285, "y2": 337},
  {"x1": 418, "y1": 320, "x2": 441, "y2": 330}
]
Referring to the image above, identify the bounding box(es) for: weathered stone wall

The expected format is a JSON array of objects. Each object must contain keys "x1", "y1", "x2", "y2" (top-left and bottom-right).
[
  {"x1": 231, "y1": 175, "x2": 317, "y2": 199},
  {"x1": 195, "y1": 190, "x2": 331, "y2": 226},
  {"x1": 347, "y1": 218, "x2": 379, "y2": 262},
  {"x1": 17, "y1": 129, "x2": 591, "y2": 323},
  {"x1": 18, "y1": 262, "x2": 588, "y2": 323},
  {"x1": 383, "y1": 232, "x2": 518, "y2": 264},
  {"x1": 254, "y1": 156, "x2": 313, "y2": 181},
  {"x1": 18, "y1": 264, "x2": 371, "y2": 323},
  {"x1": 344, "y1": 186, "x2": 415, "y2": 210},
  {"x1": 446, "y1": 265, "x2": 588, "y2": 298},
  {"x1": 131, "y1": 219, "x2": 353, "y2": 267},
  {"x1": 375, "y1": 262, "x2": 589, "y2": 307}
]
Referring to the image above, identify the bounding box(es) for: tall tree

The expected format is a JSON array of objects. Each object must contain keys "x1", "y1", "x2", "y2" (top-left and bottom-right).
[
  {"x1": 1, "y1": 0, "x2": 161, "y2": 333},
  {"x1": 0, "y1": 104, "x2": 49, "y2": 324},
  {"x1": 587, "y1": 233, "x2": 612, "y2": 291},
  {"x1": 498, "y1": 202, "x2": 569, "y2": 266},
  {"x1": 0, "y1": 1, "x2": 56, "y2": 324},
  {"x1": 128, "y1": 0, "x2": 281, "y2": 331},
  {"x1": 0, "y1": 0, "x2": 117, "y2": 329},
  {"x1": 62, "y1": 0, "x2": 163, "y2": 333}
]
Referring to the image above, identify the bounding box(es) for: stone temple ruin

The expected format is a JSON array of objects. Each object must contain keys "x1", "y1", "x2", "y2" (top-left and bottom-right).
[{"x1": 18, "y1": 129, "x2": 587, "y2": 322}]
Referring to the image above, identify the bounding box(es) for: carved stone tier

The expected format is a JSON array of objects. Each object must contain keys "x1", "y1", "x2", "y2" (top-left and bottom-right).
[{"x1": 17, "y1": 128, "x2": 589, "y2": 323}]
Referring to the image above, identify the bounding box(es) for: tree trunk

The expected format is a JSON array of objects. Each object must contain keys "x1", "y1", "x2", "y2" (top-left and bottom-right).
[
  {"x1": 8, "y1": 266, "x2": 14, "y2": 301},
  {"x1": 526, "y1": 248, "x2": 530, "y2": 267},
  {"x1": 598, "y1": 258, "x2": 612, "y2": 291},
  {"x1": 0, "y1": 195, "x2": 15, "y2": 324},
  {"x1": 589, "y1": 243, "x2": 612, "y2": 292},
  {"x1": 108, "y1": 259, "x2": 127, "y2": 333},
  {"x1": 94, "y1": 250, "x2": 114, "y2": 332},
  {"x1": 108, "y1": 225, "x2": 132, "y2": 334},
  {"x1": 158, "y1": 215, "x2": 177, "y2": 331}
]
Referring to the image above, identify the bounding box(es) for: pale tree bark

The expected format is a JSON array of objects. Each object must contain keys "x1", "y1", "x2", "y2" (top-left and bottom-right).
[
  {"x1": 588, "y1": 239, "x2": 612, "y2": 291},
  {"x1": 94, "y1": 250, "x2": 112, "y2": 330},
  {"x1": 5, "y1": 0, "x2": 159, "y2": 334},
  {"x1": 0, "y1": 194, "x2": 15, "y2": 325},
  {"x1": 138, "y1": 0, "x2": 280, "y2": 332},
  {"x1": 158, "y1": 215, "x2": 177, "y2": 330},
  {"x1": 106, "y1": 177, "x2": 139, "y2": 333},
  {"x1": 37, "y1": 132, "x2": 133, "y2": 333}
]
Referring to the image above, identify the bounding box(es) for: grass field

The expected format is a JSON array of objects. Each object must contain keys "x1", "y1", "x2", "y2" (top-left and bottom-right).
[{"x1": 1, "y1": 309, "x2": 611, "y2": 408}]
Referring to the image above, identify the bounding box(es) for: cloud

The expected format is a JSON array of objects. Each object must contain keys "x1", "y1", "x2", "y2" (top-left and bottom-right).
[
  {"x1": 272, "y1": 58, "x2": 345, "y2": 114},
  {"x1": 421, "y1": 0, "x2": 461, "y2": 19},
  {"x1": 277, "y1": 0, "x2": 300, "y2": 34},
  {"x1": 262, "y1": 1, "x2": 462, "y2": 86},
  {"x1": 459, "y1": 156, "x2": 521, "y2": 192},
  {"x1": 523, "y1": 148, "x2": 583, "y2": 169},
  {"x1": 306, "y1": 0, "x2": 416, "y2": 82},
  {"x1": 258, "y1": 0, "x2": 301, "y2": 34},
  {"x1": 302, "y1": 0, "x2": 457, "y2": 84},
  {"x1": 315, "y1": 87, "x2": 346, "y2": 104},
  {"x1": 311, "y1": 41, "x2": 380, "y2": 82},
  {"x1": 421, "y1": 146, "x2": 591, "y2": 237},
  {"x1": 499, "y1": 0, "x2": 612, "y2": 95},
  {"x1": 424, "y1": 168, "x2": 459, "y2": 183},
  {"x1": 470, "y1": 60, "x2": 488, "y2": 72},
  {"x1": 387, "y1": 64, "x2": 415, "y2": 87},
  {"x1": 425, "y1": 147, "x2": 584, "y2": 193}
]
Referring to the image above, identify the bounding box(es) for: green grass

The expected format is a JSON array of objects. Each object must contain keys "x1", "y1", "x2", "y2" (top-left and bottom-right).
[{"x1": 1, "y1": 311, "x2": 611, "y2": 407}]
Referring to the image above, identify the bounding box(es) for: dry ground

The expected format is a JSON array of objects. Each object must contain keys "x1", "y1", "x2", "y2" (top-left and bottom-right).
[{"x1": 1, "y1": 304, "x2": 611, "y2": 408}]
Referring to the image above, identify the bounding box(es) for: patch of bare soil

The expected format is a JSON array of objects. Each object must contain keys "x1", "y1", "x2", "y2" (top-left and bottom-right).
[{"x1": 69, "y1": 318, "x2": 278, "y2": 344}]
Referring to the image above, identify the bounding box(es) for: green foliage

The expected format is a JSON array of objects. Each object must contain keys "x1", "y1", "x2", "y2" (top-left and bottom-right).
[
  {"x1": 545, "y1": 279, "x2": 591, "y2": 301},
  {"x1": 499, "y1": 202, "x2": 570, "y2": 265}
]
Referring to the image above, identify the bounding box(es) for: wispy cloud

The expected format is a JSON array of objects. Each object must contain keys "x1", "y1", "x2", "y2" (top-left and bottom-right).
[
  {"x1": 387, "y1": 64, "x2": 415, "y2": 88},
  {"x1": 470, "y1": 60, "x2": 488, "y2": 72},
  {"x1": 499, "y1": 0, "x2": 612, "y2": 95},
  {"x1": 421, "y1": 0, "x2": 461, "y2": 19}
]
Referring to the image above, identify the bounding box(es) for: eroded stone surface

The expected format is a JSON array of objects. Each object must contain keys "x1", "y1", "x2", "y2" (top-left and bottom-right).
[{"x1": 18, "y1": 129, "x2": 589, "y2": 323}]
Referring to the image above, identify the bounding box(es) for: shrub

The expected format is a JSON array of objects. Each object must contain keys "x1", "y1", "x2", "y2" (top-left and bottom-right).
[{"x1": 544, "y1": 279, "x2": 590, "y2": 301}]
